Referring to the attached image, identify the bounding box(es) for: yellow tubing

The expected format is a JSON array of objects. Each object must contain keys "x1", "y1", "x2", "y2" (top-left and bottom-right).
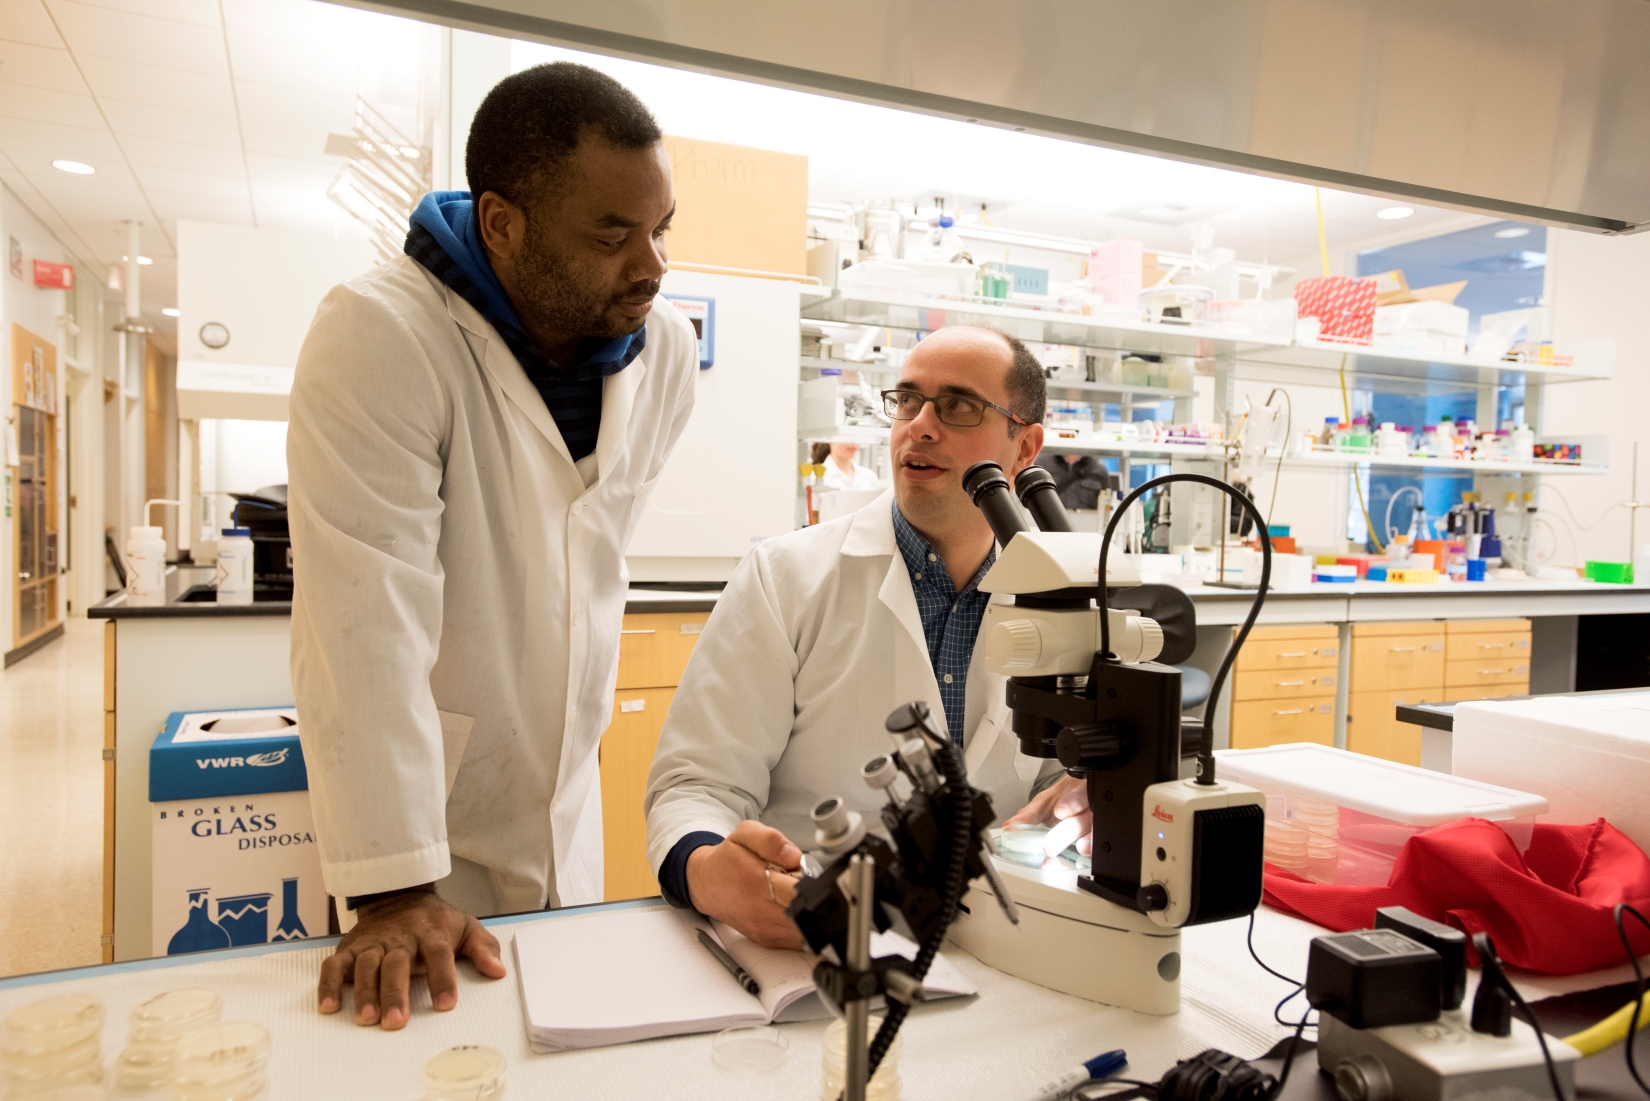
[{"x1": 1562, "y1": 989, "x2": 1650, "y2": 1057}]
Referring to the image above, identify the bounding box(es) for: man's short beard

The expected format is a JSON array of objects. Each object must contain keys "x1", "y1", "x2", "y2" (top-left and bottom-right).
[{"x1": 513, "y1": 222, "x2": 660, "y2": 343}]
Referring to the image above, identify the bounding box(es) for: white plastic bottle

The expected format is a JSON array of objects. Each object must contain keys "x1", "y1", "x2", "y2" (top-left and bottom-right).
[
  {"x1": 126, "y1": 526, "x2": 167, "y2": 607},
  {"x1": 215, "y1": 527, "x2": 254, "y2": 605}
]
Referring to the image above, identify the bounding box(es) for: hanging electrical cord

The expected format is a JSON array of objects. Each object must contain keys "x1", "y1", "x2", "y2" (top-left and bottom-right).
[
  {"x1": 1262, "y1": 388, "x2": 1292, "y2": 529},
  {"x1": 1544, "y1": 482, "x2": 1628, "y2": 533},
  {"x1": 1383, "y1": 483, "x2": 1423, "y2": 544}
]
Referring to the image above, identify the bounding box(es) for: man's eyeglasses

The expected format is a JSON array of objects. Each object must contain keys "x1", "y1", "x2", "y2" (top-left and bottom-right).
[{"x1": 881, "y1": 389, "x2": 1029, "y2": 428}]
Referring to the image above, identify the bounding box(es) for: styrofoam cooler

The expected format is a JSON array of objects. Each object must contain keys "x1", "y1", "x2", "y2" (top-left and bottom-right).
[
  {"x1": 150, "y1": 707, "x2": 327, "y2": 957},
  {"x1": 1216, "y1": 743, "x2": 1548, "y2": 886},
  {"x1": 1453, "y1": 693, "x2": 1650, "y2": 854}
]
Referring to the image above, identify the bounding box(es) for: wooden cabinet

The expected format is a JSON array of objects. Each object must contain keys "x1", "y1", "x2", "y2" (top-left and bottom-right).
[
  {"x1": 600, "y1": 610, "x2": 711, "y2": 901},
  {"x1": 1230, "y1": 624, "x2": 1338, "y2": 749},
  {"x1": 1348, "y1": 619, "x2": 1529, "y2": 764}
]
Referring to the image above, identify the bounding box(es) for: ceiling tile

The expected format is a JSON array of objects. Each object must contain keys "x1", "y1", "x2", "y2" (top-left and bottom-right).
[
  {"x1": 122, "y1": 132, "x2": 244, "y2": 175},
  {"x1": 0, "y1": 40, "x2": 82, "y2": 93},
  {"x1": 234, "y1": 80, "x2": 353, "y2": 159},
  {"x1": 77, "y1": 54, "x2": 233, "y2": 114},
  {"x1": 0, "y1": 115, "x2": 121, "y2": 158},
  {"x1": 132, "y1": 163, "x2": 247, "y2": 200},
  {"x1": 224, "y1": 28, "x2": 359, "y2": 97},
  {"x1": 46, "y1": 0, "x2": 227, "y2": 75},
  {"x1": 144, "y1": 187, "x2": 252, "y2": 225},
  {"x1": 98, "y1": 97, "x2": 240, "y2": 145},
  {"x1": 0, "y1": 83, "x2": 104, "y2": 128},
  {"x1": 66, "y1": 0, "x2": 218, "y2": 29},
  {"x1": 0, "y1": 0, "x2": 64, "y2": 48},
  {"x1": 244, "y1": 150, "x2": 336, "y2": 187}
]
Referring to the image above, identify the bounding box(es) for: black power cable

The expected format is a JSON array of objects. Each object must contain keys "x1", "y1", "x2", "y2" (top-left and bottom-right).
[
  {"x1": 1615, "y1": 903, "x2": 1650, "y2": 1098},
  {"x1": 1098, "y1": 473, "x2": 1273, "y2": 784}
]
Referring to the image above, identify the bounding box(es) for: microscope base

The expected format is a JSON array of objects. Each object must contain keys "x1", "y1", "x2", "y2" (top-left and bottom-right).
[{"x1": 948, "y1": 853, "x2": 1181, "y2": 1016}]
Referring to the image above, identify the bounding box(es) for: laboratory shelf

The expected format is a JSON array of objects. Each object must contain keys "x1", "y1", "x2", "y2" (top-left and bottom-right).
[
  {"x1": 800, "y1": 289, "x2": 1283, "y2": 358},
  {"x1": 798, "y1": 424, "x2": 890, "y2": 443},
  {"x1": 1235, "y1": 338, "x2": 1613, "y2": 389},
  {"x1": 1281, "y1": 450, "x2": 1608, "y2": 476},
  {"x1": 799, "y1": 357, "x2": 1192, "y2": 403}
]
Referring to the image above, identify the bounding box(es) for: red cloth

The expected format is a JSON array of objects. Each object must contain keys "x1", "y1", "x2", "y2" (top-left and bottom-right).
[{"x1": 1263, "y1": 818, "x2": 1650, "y2": 975}]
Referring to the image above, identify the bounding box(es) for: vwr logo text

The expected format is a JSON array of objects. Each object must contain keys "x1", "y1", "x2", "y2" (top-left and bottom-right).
[{"x1": 195, "y1": 748, "x2": 289, "y2": 770}]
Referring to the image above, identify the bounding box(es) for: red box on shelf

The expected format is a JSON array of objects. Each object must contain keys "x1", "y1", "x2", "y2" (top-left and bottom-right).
[{"x1": 1294, "y1": 276, "x2": 1377, "y2": 344}]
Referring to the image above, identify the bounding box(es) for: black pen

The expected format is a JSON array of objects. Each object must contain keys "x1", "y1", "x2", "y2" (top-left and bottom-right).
[{"x1": 697, "y1": 929, "x2": 761, "y2": 995}]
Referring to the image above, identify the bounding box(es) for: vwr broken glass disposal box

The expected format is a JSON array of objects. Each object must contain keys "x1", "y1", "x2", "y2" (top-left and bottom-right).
[{"x1": 149, "y1": 707, "x2": 326, "y2": 956}]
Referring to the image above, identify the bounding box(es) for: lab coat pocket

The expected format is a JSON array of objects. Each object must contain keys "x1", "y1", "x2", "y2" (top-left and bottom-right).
[{"x1": 437, "y1": 710, "x2": 475, "y2": 802}]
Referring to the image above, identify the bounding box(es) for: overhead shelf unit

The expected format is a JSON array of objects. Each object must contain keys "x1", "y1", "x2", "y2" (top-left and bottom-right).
[{"x1": 1233, "y1": 338, "x2": 1614, "y2": 395}]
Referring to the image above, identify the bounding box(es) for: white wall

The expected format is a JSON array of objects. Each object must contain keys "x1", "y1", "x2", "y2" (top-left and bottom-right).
[
  {"x1": 198, "y1": 420, "x2": 289, "y2": 535},
  {"x1": 1, "y1": 184, "x2": 72, "y2": 640},
  {"x1": 1542, "y1": 229, "x2": 1650, "y2": 565}
]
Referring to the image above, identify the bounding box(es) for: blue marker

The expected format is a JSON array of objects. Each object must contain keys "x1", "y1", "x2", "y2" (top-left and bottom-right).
[{"x1": 1017, "y1": 1049, "x2": 1128, "y2": 1101}]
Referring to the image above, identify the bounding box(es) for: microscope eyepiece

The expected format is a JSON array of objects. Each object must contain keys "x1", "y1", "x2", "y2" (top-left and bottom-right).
[
  {"x1": 1013, "y1": 466, "x2": 1074, "y2": 533},
  {"x1": 962, "y1": 461, "x2": 1029, "y2": 546}
]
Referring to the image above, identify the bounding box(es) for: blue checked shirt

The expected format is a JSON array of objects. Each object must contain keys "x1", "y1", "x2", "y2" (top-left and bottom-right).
[{"x1": 892, "y1": 504, "x2": 995, "y2": 746}]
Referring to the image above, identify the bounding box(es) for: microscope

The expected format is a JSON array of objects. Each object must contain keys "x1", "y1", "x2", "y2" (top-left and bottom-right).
[{"x1": 946, "y1": 461, "x2": 1269, "y2": 1015}]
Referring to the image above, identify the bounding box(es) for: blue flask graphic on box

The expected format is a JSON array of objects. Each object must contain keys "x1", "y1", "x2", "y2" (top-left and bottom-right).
[
  {"x1": 168, "y1": 888, "x2": 232, "y2": 955},
  {"x1": 271, "y1": 877, "x2": 308, "y2": 941},
  {"x1": 216, "y1": 892, "x2": 273, "y2": 946}
]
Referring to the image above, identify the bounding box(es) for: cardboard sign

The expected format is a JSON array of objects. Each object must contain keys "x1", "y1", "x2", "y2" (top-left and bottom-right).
[{"x1": 32, "y1": 260, "x2": 74, "y2": 290}]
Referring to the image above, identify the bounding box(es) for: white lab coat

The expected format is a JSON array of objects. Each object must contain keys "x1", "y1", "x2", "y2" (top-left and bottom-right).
[
  {"x1": 644, "y1": 492, "x2": 1056, "y2": 872},
  {"x1": 820, "y1": 459, "x2": 882, "y2": 491},
  {"x1": 288, "y1": 255, "x2": 698, "y2": 915}
]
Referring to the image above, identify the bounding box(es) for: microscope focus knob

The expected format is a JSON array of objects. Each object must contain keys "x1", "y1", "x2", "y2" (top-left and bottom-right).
[
  {"x1": 1136, "y1": 617, "x2": 1164, "y2": 663},
  {"x1": 988, "y1": 619, "x2": 1043, "y2": 670},
  {"x1": 1055, "y1": 722, "x2": 1125, "y2": 770},
  {"x1": 1137, "y1": 883, "x2": 1169, "y2": 912}
]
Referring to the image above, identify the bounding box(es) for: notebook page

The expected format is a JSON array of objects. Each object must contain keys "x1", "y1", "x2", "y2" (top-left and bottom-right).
[
  {"x1": 514, "y1": 908, "x2": 763, "y2": 1040},
  {"x1": 710, "y1": 920, "x2": 819, "y2": 1020}
]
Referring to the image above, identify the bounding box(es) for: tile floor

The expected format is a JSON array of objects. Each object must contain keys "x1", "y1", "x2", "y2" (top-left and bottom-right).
[{"x1": 0, "y1": 618, "x2": 106, "y2": 978}]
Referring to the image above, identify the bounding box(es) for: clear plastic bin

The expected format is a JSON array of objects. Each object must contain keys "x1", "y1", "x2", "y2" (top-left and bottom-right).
[{"x1": 1216, "y1": 743, "x2": 1548, "y2": 886}]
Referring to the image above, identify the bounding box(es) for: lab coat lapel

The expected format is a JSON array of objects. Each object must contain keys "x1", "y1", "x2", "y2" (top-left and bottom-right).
[
  {"x1": 594, "y1": 353, "x2": 647, "y2": 482},
  {"x1": 447, "y1": 288, "x2": 576, "y2": 469},
  {"x1": 845, "y1": 499, "x2": 948, "y2": 738}
]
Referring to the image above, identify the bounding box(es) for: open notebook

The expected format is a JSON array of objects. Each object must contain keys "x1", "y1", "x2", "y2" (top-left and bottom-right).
[{"x1": 513, "y1": 906, "x2": 976, "y2": 1052}]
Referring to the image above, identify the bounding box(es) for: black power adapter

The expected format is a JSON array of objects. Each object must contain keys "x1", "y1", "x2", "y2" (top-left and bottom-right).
[{"x1": 1306, "y1": 929, "x2": 1442, "y2": 1029}]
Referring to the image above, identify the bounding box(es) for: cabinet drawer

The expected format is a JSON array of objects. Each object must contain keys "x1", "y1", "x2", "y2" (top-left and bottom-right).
[
  {"x1": 1444, "y1": 632, "x2": 1530, "y2": 662},
  {"x1": 1445, "y1": 618, "x2": 1530, "y2": 635},
  {"x1": 1443, "y1": 685, "x2": 1528, "y2": 703},
  {"x1": 1233, "y1": 669, "x2": 1336, "y2": 702},
  {"x1": 1229, "y1": 698, "x2": 1335, "y2": 749},
  {"x1": 1243, "y1": 624, "x2": 1340, "y2": 642},
  {"x1": 1345, "y1": 688, "x2": 1446, "y2": 767},
  {"x1": 1444, "y1": 660, "x2": 1529, "y2": 689},
  {"x1": 1349, "y1": 635, "x2": 1445, "y2": 692},
  {"x1": 615, "y1": 612, "x2": 712, "y2": 689},
  {"x1": 1234, "y1": 637, "x2": 1339, "y2": 672},
  {"x1": 600, "y1": 687, "x2": 675, "y2": 901}
]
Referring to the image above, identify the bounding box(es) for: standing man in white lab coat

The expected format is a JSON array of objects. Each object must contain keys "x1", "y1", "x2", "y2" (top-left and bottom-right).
[
  {"x1": 288, "y1": 63, "x2": 698, "y2": 1029},
  {"x1": 645, "y1": 326, "x2": 1081, "y2": 949}
]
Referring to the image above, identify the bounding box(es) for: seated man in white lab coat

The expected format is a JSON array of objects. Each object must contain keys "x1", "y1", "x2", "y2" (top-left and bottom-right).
[
  {"x1": 288, "y1": 63, "x2": 698, "y2": 1028},
  {"x1": 645, "y1": 326, "x2": 1084, "y2": 948}
]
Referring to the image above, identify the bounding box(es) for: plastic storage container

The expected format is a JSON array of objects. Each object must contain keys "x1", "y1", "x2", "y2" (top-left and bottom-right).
[{"x1": 1215, "y1": 743, "x2": 1548, "y2": 886}]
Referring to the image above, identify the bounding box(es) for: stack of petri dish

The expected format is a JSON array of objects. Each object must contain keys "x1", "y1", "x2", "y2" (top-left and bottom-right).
[
  {"x1": 1261, "y1": 819, "x2": 1308, "y2": 872},
  {"x1": 0, "y1": 993, "x2": 106, "y2": 1097},
  {"x1": 1290, "y1": 796, "x2": 1342, "y2": 882},
  {"x1": 116, "y1": 990, "x2": 222, "y2": 1091},
  {"x1": 420, "y1": 1045, "x2": 507, "y2": 1101},
  {"x1": 171, "y1": 1021, "x2": 270, "y2": 1101},
  {"x1": 821, "y1": 1016, "x2": 902, "y2": 1101}
]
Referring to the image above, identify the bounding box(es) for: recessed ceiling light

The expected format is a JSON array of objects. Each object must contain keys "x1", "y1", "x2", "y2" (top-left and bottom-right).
[
  {"x1": 1495, "y1": 226, "x2": 1531, "y2": 239},
  {"x1": 52, "y1": 160, "x2": 94, "y2": 175},
  {"x1": 1376, "y1": 206, "x2": 1415, "y2": 220},
  {"x1": 121, "y1": 255, "x2": 154, "y2": 265},
  {"x1": 162, "y1": 307, "x2": 179, "y2": 317}
]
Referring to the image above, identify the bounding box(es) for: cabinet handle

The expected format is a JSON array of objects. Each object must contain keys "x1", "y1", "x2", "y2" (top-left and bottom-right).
[
  {"x1": 1478, "y1": 669, "x2": 1505, "y2": 675},
  {"x1": 1390, "y1": 646, "x2": 1418, "y2": 652},
  {"x1": 1276, "y1": 680, "x2": 1306, "y2": 687},
  {"x1": 1479, "y1": 643, "x2": 1506, "y2": 649},
  {"x1": 620, "y1": 629, "x2": 657, "y2": 635},
  {"x1": 1278, "y1": 651, "x2": 1307, "y2": 658},
  {"x1": 1274, "y1": 709, "x2": 1304, "y2": 716}
]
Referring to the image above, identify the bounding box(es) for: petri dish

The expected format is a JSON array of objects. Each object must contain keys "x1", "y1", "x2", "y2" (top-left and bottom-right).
[
  {"x1": 711, "y1": 1026, "x2": 789, "y2": 1076},
  {"x1": 2, "y1": 994, "x2": 104, "y2": 1055},
  {"x1": 130, "y1": 989, "x2": 221, "y2": 1037},
  {"x1": 421, "y1": 1044, "x2": 507, "y2": 1101}
]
